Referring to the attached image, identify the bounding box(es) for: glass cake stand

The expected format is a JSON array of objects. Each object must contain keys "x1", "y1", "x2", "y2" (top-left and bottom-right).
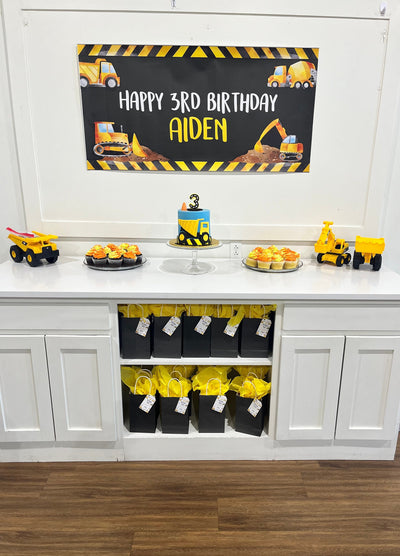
[{"x1": 167, "y1": 239, "x2": 222, "y2": 274}]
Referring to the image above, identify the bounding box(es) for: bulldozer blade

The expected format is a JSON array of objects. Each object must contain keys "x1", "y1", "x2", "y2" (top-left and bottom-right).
[{"x1": 131, "y1": 133, "x2": 148, "y2": 158}]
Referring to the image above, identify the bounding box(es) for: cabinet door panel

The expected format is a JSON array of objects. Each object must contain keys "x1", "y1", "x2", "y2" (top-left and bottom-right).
[
  {"x1": 276, "y1": 335, "x2": 345, "y2": 440},
  {"x1": 0, "y1": 335, "x2": 54, "y2": 442},
  {"x1": 45, "y1": 335, "x2": 116, "y2": 442},
  {"x1": 336, "y1": 336, "x2": 400, "y2": 440}
]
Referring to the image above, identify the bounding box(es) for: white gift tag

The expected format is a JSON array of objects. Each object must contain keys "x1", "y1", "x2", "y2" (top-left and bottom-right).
[
  {"x1": 212, "y1": 395, "x2": 227, "y2": 413},
  {"x1": 162, "y1": 316, "x2": 181, "y2": 336},
  {"x1": 139, "y1": 394, "x2": 156, "y2": 413},
  {"x1": 256, "y1": 318, "x2": 272, "y2": 338},
  {"x1": 175, "y1": 396, "x2": 190, "y2": 414},
  {"x1": 136, "y1": 317, "x2": 150, "y2": 337},
  {"x1": 224, "y1": 323, "x2": 239, "y2": 337},
  {"x1": 195, "y1": 315, "x2": 212, "y2": 335},
  {"x1": 247, "y1": 398, "x2": 263, "y2": 417}
]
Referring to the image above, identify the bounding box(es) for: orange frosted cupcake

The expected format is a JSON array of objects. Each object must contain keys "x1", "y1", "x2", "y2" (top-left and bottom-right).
[
  {"x1": 284, "y1": 253, "x2": 298, "y2": 269},
  {"x1": 92, "y1": 248, "x2": 107, "y2": 267},
  {"x1": 257, "y1": 252, "x2": 272, "y2": 269},
  {"x1": 123, "y1": 250, "x2": 138, "y2": 267}
]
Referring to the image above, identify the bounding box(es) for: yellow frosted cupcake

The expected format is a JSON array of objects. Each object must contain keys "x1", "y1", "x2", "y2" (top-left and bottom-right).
[
  {"x1": 246, "y1": 247, "x2": 262, "y2": 267},
  {"x1": 271, "y1": 253, "x2": 284, "y2": 270}
]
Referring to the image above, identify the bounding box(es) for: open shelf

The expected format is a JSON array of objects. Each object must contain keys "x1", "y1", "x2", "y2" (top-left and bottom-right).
[
  {"x1": 120, "y1": 355, "x2": 272, "y2": 366},
  {"x1": 122, "y1": 417, "x2": 272, "y2": 461}
]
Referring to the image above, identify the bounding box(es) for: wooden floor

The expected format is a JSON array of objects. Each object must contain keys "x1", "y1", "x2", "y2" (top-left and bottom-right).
[{"x1": 1, "y1": 441, "x2": 400, "y2": 555}]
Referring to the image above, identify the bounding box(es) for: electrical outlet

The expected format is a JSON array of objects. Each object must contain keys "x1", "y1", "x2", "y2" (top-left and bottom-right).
[{"x1": 230, "y1": 242, "x2": 242, "y2": 259}]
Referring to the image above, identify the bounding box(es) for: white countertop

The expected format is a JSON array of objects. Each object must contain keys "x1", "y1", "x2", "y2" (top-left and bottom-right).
[{"x1": 1, "y1": 256, "x2": 400, "y2": 302}]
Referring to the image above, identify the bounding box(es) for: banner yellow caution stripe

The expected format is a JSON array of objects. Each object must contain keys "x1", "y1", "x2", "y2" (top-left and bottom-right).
[
  {"x1": 78, "y1": 44, "x2": 319, "y2": 61},
  {"x1": 87, "y1": 160, "x2": 310, "y2": 173}
]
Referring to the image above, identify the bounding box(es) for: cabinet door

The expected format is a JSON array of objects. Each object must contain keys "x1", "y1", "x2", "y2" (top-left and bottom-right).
[
  {"x1": 276, "y1": 335, "x2": 345, "y2": 440},
  {"x1": 0, "y1": 335, "x2": 55, "y2": 442},
  {"x1": 45, "y1": 335, "x2": 116, "y2": 442},
  {"x1": 336, "y1": 336, "x2": 400, "y2": 441}
]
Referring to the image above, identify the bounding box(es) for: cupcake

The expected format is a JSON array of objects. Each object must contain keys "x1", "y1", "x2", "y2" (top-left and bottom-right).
[
  {"x1": 108, "y1": 249, "x2": 123, "y2": 268},
  {"x1": 246, "y1": 247, "x2": 262, "y2": 267},
  {"x1": 284, "y1": 253, "x2": 298, "y2": 269},
  {"x1": 92, "y1": 248, "x2": 108, "y2": 267},
  {"x1": 271, "y1": 253, "x2": 284, "y2": 270},
  {"x1": 129, "y1": 244, "x2": 142, "y2": 264},
  {"x1": 257, "y1": 252, "x2": 272, "y2": 269},
  {"x1": 122, "y1": 251, "x2": 137, "y2": 267},
  {"x1": 85, "y1": 245, "x2": 102, "y2": 265}
]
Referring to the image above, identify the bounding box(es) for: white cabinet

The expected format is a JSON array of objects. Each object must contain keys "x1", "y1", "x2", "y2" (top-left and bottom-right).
[
  {"x1": 0, "y1": 335, "x2": 54, "y2": 442},
  {"x1": 0, "y1": 334, "x2": 116, "y2": 442},
  {"x1": 336, "y1": 336, "x2": 400, "y2": 440},
  {"x1": 46, "y1": 335, "x2": 116, "y2": 441},
  {"x1": 276, "y1": 335, "x2": 345, "y2": 440},
  {"x1": 276, "y1": 334, "x2": 400, "y2": 442}
]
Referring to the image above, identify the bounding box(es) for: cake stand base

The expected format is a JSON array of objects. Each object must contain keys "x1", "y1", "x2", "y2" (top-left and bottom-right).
[
  {"x1": 167, "y1": 239, "x2": 221, "y2": 275},
  {"x1": 184, "y1": 251, "x2": 215, "y2": 275}
]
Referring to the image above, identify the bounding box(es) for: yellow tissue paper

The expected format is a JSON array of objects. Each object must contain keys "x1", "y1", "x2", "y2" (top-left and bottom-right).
[
  {"x1": 230, "y1": 375, "x2": 271, "y2": 399},
  {"x1": 121, "y1": 366, "x2": 158, "y2": 396},
  {"x1": 192, "y1": 366, "x2": 231, "y2": 395},
  {"x1": 118, "y1": 304, "x2": 152, "y2": 318},
  {"x1": 155, "y1": 366, "x2": 192, "y2": 397}
]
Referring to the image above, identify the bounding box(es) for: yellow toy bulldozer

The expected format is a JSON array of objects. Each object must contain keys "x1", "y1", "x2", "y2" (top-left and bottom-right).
[
  {"x1": 7, "y1": 228, "x2": 59, "y2": 267},
  {"x1": 314, "y1": 221, "x2": 351, "y2": 267}
]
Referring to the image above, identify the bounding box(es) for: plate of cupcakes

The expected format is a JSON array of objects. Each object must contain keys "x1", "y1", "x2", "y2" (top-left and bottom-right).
[
  {"x1": 242, "y1": 245, "x2": 302, "y2": 273},
  {"x1": 84, "y1": 243, "x2": 146, "y2": 270}
]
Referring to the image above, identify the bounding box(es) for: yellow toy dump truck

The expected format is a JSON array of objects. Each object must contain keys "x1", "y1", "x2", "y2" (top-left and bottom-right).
[
  {"x1": 353, "y1": 236, "x2": 385, "y2": 271},
  {"x1": 79, "y1": 58, "x2": 120, "y2": 89},
  {"x1": 267, "y1": 61, "x2": 317, "y2": 89},
  {"x1": 254, "y1": 118, "x2": 303, "y2": 161},
  {"x1": 7, "y1": 228, "x2": 59, "y2": 267},
  {"x1": 314, "y1": 221, "x2": 351, "y2": 267}
]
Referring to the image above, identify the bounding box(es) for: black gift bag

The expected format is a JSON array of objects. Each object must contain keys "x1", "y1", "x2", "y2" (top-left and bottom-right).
[
  {"x1": 239, "y1": 311, "x2": 274, "y2": 358},
  {"x1": 210, "y1": 307, "x2": 239, "y2": 357},
  {"x1": 235, "y1": 395, "x2": 267, "y2": 437},
  {"x1": 152, "y1": 315, "x2": 182, "y2": 358},
  {"x1": 198, "y1": 395, "x2": 226, "y2": 433},
  {"x1": 182, "y1": 314, "x2": 211, "y2": 357},
  {"x1": 118, "y1": 308, "x2": 152, "y2": 359},
  {"x1": 128, "y1": 392, "x2": 158, "y2": 433},
  {"x1": 160, "y1": 396, "x2": 191, "y2": 434}
]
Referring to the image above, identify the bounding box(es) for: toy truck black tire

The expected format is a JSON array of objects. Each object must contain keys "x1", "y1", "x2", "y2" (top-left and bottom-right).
[
  {"x1": 372, "y1": 254, "x2": 382, "y2": 271},
  {"x1": 10, "y1": 245, "x2": 24, "y2": 263},
  {"x1": 353, "y1": 251, "x2": 364, "y2": 269},
  {"x1": 316, "y1": 253, "x2": 323, "y2": 263},
  {"x1": 25, "y1": 249, "x2": 40, "y2": 267},
  {"x1": 335, "y1": 255, "x2": 344, "y2": 267}
]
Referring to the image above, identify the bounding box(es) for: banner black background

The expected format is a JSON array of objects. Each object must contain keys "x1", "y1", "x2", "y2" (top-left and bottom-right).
[{"x1": 80, "y1": 53, "x2": 317, "y2": 165}]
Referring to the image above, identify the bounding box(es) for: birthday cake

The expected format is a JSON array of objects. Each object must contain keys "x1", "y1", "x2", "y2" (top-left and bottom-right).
[{"x1": 177, "y1": 194, "x2": 211, "y2": 246}]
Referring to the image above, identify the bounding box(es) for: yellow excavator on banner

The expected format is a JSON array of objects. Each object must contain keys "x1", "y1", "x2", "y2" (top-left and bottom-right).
[{"x1": 254, "y1": 118, "x2": 303, "y2": 161}]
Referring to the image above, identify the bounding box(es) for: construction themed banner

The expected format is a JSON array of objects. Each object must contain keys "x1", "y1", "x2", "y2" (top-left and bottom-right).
[{"x1": 78, "y1": 45, "x2": 318, "y2": 173}]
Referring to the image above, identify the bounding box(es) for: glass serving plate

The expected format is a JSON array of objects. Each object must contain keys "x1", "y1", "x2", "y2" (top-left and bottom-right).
[{"x1": 242, "y1": 258, "x2": 303, "y2": 273}]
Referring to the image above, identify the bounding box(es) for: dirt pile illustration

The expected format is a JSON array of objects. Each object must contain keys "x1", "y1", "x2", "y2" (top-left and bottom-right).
[{"x1": 232, "y1": 144, "x2": 281, "y2": 164}]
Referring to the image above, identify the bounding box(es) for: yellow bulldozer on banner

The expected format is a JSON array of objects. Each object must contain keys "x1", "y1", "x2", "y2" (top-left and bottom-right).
[{"x1": 93, "y1": 122, "x2": 148, "y2": 158}]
